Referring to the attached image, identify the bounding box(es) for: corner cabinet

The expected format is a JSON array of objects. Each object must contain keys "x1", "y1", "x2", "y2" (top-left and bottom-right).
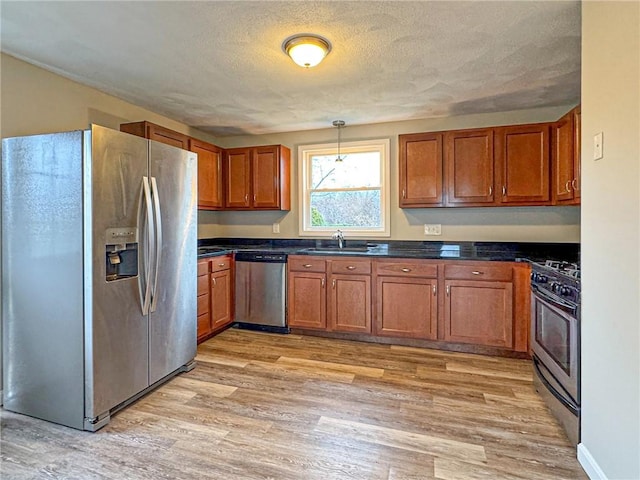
[
  {"x1": 552, "y1": 106, "x2": 581, "y2": 205},
  {"x1": 224, "y1": 145, "x2": 291, "y2": 210}
]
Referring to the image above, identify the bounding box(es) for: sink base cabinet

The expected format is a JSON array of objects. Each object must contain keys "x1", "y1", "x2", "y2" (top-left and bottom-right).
[{"x1": 288, "y1": 256, "x2": 531, "y2": 357}]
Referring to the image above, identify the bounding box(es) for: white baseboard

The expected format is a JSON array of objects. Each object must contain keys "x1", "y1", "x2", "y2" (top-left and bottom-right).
[{"x1": 578, "y1": 443, "x2": 608, "y2": 480}]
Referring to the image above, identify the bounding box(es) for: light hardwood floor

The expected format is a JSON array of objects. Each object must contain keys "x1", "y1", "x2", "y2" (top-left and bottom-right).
[{"x1": 1, "y1": 329, "x2": 587, "y2": 479}]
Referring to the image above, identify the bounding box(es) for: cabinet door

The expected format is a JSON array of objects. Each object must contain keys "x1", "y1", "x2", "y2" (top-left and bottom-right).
[
  {"x1": 572, "y1": 106, "x2": 581, "y2": 204},
  {"x1": 496, "y1": 124, "x2": 550, "y2": 204},
  {"x1": 252, "y1": 146, "x2": 281, "y2": 208},
  {"x1": 399, "y1": 133, "x2": 443, "y2": 206},
  {"x1": 190, "y1": 139, "x2": 223, "y2": 210},
  {"x1": 329, "y1": 274, "x2": 371, "y2": 333},
  {"x1": 376, "y1": 276, "x2": 437, "y2": 339},
  {"x1": 147, "y1": 123, "x2": 189, "y2": 149},
  {"x1": 225, "y1": 148, "x2": 252, "y2": 208},
  {"x1": 551, "y1": 112, "x2": 575, "y2": 203},
  {"x1": 444, "y1": 280, "x2": 513, "y2": 348},
  {"x1": 445, "y1": 129, "x2": 495, "y2": 205},
  {"x1": 211, "y1": 269, "x2": 232, "y2": 330},
  {"x1": 288, "y1": 272, "x2": 327, "y2": 329}
]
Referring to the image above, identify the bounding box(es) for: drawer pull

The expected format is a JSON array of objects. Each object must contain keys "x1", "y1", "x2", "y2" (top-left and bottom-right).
[
  {"x1": 471, "y1": 271, "x2": 484, "y2": 275},
  {"x1": 401, "y1": 268, "x2": 411, "y2": 273},
  {"x1": 218, "y1": 263, "x2": 226, "y2": 267},
  {"x1": 303, "y1": 264, "x2": 313, "y2": 268},
  {"x1": 346, "y1": 266, "x2": 356, "y2": 270}
]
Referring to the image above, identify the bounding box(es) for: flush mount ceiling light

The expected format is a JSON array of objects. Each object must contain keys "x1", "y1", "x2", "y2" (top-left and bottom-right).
[{"x1": 283, "y1": 34, "x2": 331, "y2": 68}]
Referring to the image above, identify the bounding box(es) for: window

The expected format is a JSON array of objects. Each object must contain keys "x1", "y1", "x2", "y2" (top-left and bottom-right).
[{"x1": 299, "y1": 139, "x2": 390, "y2": 237}]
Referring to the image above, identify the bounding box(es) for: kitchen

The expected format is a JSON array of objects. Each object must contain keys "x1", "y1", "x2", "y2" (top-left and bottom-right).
[{"x1": 1, "y1": 2, "x2": 638, "y2": 480}]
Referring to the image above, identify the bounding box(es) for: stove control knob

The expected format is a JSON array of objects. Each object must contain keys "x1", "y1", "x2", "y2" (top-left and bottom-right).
[
  {"x1": 560, "y1": 286, "x2": 572, "y2": 296},
  {"x1": 538, "y1": 274, "x2": 548, "y2": 284},
  {"x1": 550, "y1": 282, "x2": 559, "y2": 293}
]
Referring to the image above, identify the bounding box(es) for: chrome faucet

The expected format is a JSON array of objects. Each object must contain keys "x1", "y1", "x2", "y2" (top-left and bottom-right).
[{"x1": 332, "y1": 229, "x2": 345, "y2": 249}]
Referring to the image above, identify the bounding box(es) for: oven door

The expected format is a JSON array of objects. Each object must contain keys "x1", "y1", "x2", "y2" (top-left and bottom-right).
[{"x1": 530, "y1": 287, "x2": 579, "y2": 403}]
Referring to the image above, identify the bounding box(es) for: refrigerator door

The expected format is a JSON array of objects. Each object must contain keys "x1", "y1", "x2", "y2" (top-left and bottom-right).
[
  {"x1": 2, "y1": 131, "x2": 86, "y2": 429},
  {"x1": 148, "y1": 141, "x2": 197, "y2": 384},
  {"x1": 86, "y1": 125, "x2": 150, "y2": 419}
]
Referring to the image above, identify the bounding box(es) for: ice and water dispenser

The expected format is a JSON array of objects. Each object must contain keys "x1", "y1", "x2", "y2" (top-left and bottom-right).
[{"x1": 105, "y1": 227, "x2": 139, "y2": 281}]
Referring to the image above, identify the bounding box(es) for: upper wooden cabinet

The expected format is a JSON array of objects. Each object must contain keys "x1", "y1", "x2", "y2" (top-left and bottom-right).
[
  {"x1": 224, "y1": 145, "x2": 291, "y2": 210},
  {"x1": 495, "y1": 123, "x2": 551, "y2": 205},
  {"x1": 120, "y1": 121, "x2": 190, "y2": 150},
  {"x1": 444, "y1": 128, "x2": 495, "y2": 206},
  {"x1": 552, "y1": 106, "x2": 581, "y2": 205},
  {"x1": 189, "y1": 138, "x2": 223, "y2": 210},
  {"x1": 399, "y1": 133, "x2": 443, "y2": 206}
]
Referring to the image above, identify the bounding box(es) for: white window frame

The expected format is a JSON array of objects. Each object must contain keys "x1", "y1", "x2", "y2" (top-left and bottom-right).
[{"x1": 298, "y1": 138, "x2": 390, "y2": 237}]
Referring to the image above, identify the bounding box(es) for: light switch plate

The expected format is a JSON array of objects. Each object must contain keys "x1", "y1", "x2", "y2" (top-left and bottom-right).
[
  {"x1": 594, "y1": 132, "x2": 604, "y2": 160},
  {"x1": 272, "y1": 223, "x2": 280, "y2": 234},
  {"x1": 424, "y1": 224, "x2": 442, "y2": 236}
]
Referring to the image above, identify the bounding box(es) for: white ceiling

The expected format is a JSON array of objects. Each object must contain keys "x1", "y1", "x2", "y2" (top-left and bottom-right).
[{"x1": 1, "y1": 1, "x2": 581, "y2": 137}]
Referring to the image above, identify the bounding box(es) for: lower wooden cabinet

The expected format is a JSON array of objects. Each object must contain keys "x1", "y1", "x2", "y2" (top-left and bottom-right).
[
  {"x1": 444, "y1": 280, "x2": 513, "y2": 348},
  {"x1": 288, "y1": 255, "x2": 531, "y2": 355},
  {"x1": 375, "y1": 259, "x2": 439, "y2": 340},
  {"x1": 197, "y1": 255, "x2": 233, "y2": 343}
]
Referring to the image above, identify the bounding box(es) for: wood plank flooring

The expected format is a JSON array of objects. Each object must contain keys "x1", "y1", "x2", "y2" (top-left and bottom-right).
[{"x1": 1, "y1": 329, "x2": 587, "y2": 479}]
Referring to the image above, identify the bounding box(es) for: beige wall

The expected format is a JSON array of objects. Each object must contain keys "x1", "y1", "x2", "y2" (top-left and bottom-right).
[
  {"x1": 0, "y1": 53, "x2": 216, "y2": 143},
  {"x1": 579, "y1": 2, "x2": 640, "y2": 479},
  {"x1": 202, "y1": 108, "x2": 580, "y2": 242}
]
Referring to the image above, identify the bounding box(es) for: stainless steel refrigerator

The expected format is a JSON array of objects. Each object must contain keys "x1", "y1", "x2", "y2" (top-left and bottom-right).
[{"x1": 1, "y1": 125, "x2": 197, "y2": 431}]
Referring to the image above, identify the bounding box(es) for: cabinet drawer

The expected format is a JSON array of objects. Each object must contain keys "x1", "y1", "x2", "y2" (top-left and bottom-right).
[
  {"x1": 197, "y1": 313, "x2": 210, "y2": 336},
  {"x1": 375, "y1": 260, "x2": 438, "y2": 278},
  {"x1": 197, "y1": 259, "x2": 210, "y2": 276},
  {"x1": 211, "y1": 255, "x2": 231, "y2": 272},
  {"x1": 444, "y1": 263, "x2": 512, "y2": 281},
  {"x1": 289, "y1": 256, "x2": 326, "y2": 273},
  {"x1": 331, "y1": 259, "x2": 372, "y2": 275},
  {"x1": 197, "y1": 294, "x2": 210, "y2": 315},
  {"x1": 197, "y1": 274, "x2": 209, "y2": 296}
]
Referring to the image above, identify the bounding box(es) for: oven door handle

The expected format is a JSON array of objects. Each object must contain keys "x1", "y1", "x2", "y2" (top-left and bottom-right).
[
  {"x1": 532, "y1": 285, "x2": 578, "y2": 315},
  {"x1": 533, "y1": 357, "x2": 579, "y2": 416}
]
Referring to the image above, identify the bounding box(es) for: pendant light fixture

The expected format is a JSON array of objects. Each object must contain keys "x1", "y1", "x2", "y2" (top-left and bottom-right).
[
  {"x1": 283, "y1": 34, "x2": 331, "y2": 68},
  {"x1": 333, "y1": 120, "x2": 345, "y2": 162}
]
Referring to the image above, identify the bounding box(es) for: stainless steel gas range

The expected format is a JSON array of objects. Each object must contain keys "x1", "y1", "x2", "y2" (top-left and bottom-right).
[{"x1": 530, "y1": 260, "x2": 581, "y2": 446}]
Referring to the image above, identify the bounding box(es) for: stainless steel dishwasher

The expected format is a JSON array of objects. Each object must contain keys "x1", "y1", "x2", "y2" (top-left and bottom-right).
[{"x1": 234, "y1": 251, "x2": 288, "y2": 333}]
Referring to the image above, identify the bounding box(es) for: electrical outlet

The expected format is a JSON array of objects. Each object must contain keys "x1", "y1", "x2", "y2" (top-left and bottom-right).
[
  {"x1": 272, "y1": 223, "x2": 280, "y2": 234},
  {"x1": 424, "y1": 224, "x2": 442, "y2": 236}
]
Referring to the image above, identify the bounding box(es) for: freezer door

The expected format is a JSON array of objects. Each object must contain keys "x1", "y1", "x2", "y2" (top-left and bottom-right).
[
  {"x1": 87, "y1": 125, "x2": 150, "y2": 419},
  {"x1": 148, "y1": 141, "x2": 197, "y2": 384}
]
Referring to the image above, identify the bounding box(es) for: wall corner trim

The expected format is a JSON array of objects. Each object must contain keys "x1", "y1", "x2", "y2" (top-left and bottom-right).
[{"x1": 578, "y1": 443, "x2": 608, "y2": 480}]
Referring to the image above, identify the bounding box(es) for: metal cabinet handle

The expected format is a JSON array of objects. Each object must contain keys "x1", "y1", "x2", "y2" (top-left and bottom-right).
[
  {"x1": 433, "y1": 284, "x2": 437, "y2": 296},
  {"x1": 332, "y1": 279, "x2": 336, "y2": 288},
  {"x1": 253, "y1": 194, "x2": 257, "y2": 203},
  {"x1": 446, "y1": 285, "x2": 450, "y2": 296},
  {"x1": 489, "y1": 185, "x2": 493, "y2": 196},
  {"x1": 212, "y1": 277, "x2": 217, "y2": 287},
  {"x1": 321, "y1": 278, "x2": 325, "y2": 288},
  {"x1": 502, "y1": 185, "x2": 506, "y2": 196},
  {"x1": 565, "y1": 180, "x2": 572, "y2": 192},
  {"x1": 245, "y1": 193, "x2": 249, "y2": 203},
  {"x1": 303, "y1": 264, "x2": 312, "y2": 268},
  {"x1": 471, "y1": 271, "x2": 484, "y2": 275},
  {"x1": 346, "y1": 266, "x2": 356, "y2": 270},
  {"x1": 402, "y1": 188, "x2": 406, "y2": 199},
  {"x1": 401, "y1": 268, "x2": 411, "y2": 273},
  {"x1": 218, "y1": 263, "x2": 226, "y2": 267},
  {"x1": 572, "y1": 178, "x2": 578, "y2": 190}
]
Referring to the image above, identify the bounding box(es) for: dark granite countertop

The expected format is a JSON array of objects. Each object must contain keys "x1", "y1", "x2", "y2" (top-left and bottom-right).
[{"x1": 197, "y1": 238, "x2": 579, "y2": 263}]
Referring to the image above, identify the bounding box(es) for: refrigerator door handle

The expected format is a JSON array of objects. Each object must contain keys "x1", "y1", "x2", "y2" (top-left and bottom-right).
[
  {"x1": 138, "y1": 176, "x2": 154, "y2": 315},
  {"x1": 150, "y1": 176, "x2": 163, "y2": 312}
]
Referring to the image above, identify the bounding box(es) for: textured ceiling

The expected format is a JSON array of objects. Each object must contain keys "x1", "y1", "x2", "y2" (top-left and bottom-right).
[{"x1": 1, "y1": 1, "x2": 581, "y2": 137}]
